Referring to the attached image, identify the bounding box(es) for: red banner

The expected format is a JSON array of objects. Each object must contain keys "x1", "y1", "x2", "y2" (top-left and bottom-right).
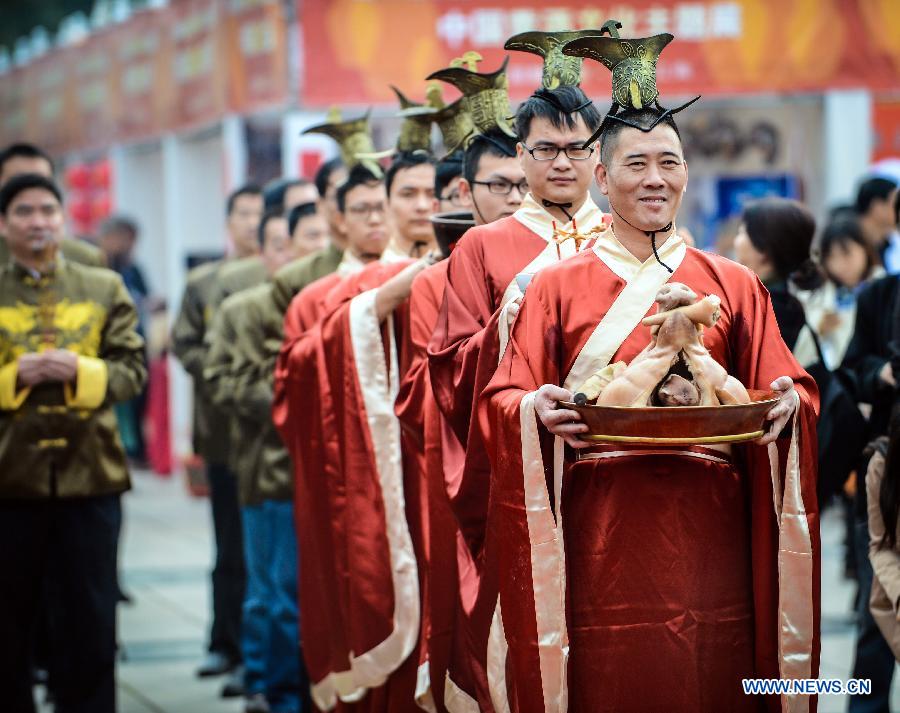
[
  {"x1": 224, "y1": 0, "x2": 290, "y2": 113},
  {"x1": 116, "y1": 8, "x2": 173, "y2": 143},
  {"x1": 873, "y1": 98, "x2": 900, "y2": 163},
  {"x1": 300, "y1": 0, "x2": 900, "y2": 107},
  {"x1": 170, "y1": 0, "x2": 227, "y2": 130},
  {"x1": 73, "y1": 30, "x2": 120, "y2": 151}
]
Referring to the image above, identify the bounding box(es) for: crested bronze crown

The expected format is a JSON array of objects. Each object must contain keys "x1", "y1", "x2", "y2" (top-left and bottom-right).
[
  {"x1": 504, "y1": 29, "x2": 606, "y2": 90},
  {"x1": 303, "y1": 108, "x2": 384, "y2": 178},
  {"x1": 562, "y1": 21, "x2": 700, "y2": 144},
  {"x1": 427, "y1": 52, "x2": 516, "y2": 141}
]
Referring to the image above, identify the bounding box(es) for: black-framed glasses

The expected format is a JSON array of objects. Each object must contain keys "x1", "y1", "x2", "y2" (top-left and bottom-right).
[
  {"x1": 521, "y1": 142, "x2": 595, "y2": 161},
  {"x1": 471, "y1": 179, "x2": 529, "y2": 196}
]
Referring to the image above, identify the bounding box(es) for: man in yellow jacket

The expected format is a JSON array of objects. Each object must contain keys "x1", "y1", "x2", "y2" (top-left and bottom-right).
[{"x1": 0, "y1": 173, "x2": 146, "y2": 712}]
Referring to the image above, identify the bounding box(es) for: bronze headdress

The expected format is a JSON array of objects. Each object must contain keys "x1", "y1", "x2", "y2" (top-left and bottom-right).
[
  {"x1": 563, "y1": 20, "x2": 700, "y2": 146},
  {"x1": 302, "y1": 108, "x2": 384, "y2": 178}
]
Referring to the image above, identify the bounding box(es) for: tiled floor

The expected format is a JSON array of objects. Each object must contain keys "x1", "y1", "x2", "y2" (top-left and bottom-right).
[{"x1": 36, "y1": 470, "x2": 900, "y2": 711}]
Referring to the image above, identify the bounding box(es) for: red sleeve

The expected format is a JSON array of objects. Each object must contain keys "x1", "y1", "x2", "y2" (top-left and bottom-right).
[
  {"x1": 427, "y1": 231, "x2": 497, "y2": 443},
  {"x1": 476, "y1": 280, "x2": 562, "y2": 707},
  {"x1": 396, "y1": 266, "x2": 444, "y2": 442}
]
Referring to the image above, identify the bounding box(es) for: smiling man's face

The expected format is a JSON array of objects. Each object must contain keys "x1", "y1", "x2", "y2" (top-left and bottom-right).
[{"x1": 595, "y1": 124, "x2": 688, "y2": 232}]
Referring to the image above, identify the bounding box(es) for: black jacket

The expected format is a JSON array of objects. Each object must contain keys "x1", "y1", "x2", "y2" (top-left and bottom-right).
[
  {"x1": 767, "y1": 282, "x2": 806, "y2": 352},
  {"x1": 841, "y1": 274, "x2": 900, "y2": 439}
]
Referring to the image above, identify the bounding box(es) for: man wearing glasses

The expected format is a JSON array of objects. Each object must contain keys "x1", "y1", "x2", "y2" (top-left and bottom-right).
[
  {"x1": 455, "y1": 127, "x2": 528, "y2": 226},
  {"x1": 428, "y1": 85, "x2": 607, "y2": 541},
  {"x1": 425, "y1": 85, "x2": 608, "y2": 708},
  {"x1": 274, "y1": 152, "x2": 442, "y2": 709},
  {"x1": 435, "y1": 152, "x2": 464, "y2": 214}
]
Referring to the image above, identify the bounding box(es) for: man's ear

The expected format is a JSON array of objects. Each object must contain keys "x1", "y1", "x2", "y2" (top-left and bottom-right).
[
  {"x1": 594, "y1": 162, "x2": 610, "y2": 196},
  {"x1": 457, "y1": 179, "x2": 474, "y2": 208},
  {"x1": 334, "y1": 210, "x2": 348, "y2": 236},
  {"x1": 683, "y1": 159, "x2": 689, "y2": 192},
  {"x1": 516, "y1": 142, "x2": 528, "y2": 174}
]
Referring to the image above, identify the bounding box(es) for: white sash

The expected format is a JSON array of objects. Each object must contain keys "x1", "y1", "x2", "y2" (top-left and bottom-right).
[
  {"x1": 501, "y1": 232, "x2": 687, "y2": 712},
  {"x1": 309, "y1": 290, "x2": 421, "y2": 706}
]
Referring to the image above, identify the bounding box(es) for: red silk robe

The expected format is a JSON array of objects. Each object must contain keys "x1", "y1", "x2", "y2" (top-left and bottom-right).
[
  {"x1": 395, "y1": 262, "x2": 471, "y2": 713},
  {"x1": 427, "y1": 197, "x2": 608, "y2": 711},
  {"x1": 273, "y1": 271, "x2": 357, "y2": 711},
  {"x1": 278, "y1": 258, "x2": 430, "y2": 712},
  {"x1": 479, "y1": 235, "x2": 821, "y2": 713}
]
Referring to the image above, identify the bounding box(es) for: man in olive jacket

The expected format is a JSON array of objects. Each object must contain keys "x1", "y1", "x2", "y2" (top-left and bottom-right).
[
  {"x1": 170, "y1": 184, "x2": 264, "y2": 685},
  {"x1": 0, "y1": 174, "x2": 145, "y2": 713}
]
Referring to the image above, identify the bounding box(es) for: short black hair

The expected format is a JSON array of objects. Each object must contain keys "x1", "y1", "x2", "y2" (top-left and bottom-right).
[
  {"x1": 463, "y1": 129, "x2": 519, "y2": 185},
  {"x1": 855, "y1": 177, "x2": 898, "y2": 215},
  {"x1": 257, "y1": 208, "x2": 286, "y2": 247},
  {"x1": 0, "y1": 142, "x2": 54, "y2": 180},
  {"x1": 99, "y1": 215, "x2": 138, "y2": 240},
  {"x1": 226, "y1": 184, "x2": 262, "y2": 216},
  {"x1": 599, "y1": 109, "x2": 683, "y2": 165},
  {"x1": 435, "y1": 151, "x2": 463, "y2": 198},
  {"x1": 514, "y1": 86, "x2": 602, "y2": 144},
  {"x1": 818, "y1": 215, "x2": 878, "y2": 282},
  {"x1": 385, "y1": 151, "x2": 436, "y2": 197},
  {"x1": 336, "y1": 165, "x2": 382, "y2": 212},
  {"x1": 315, "y1": 157, "x2": 345, "y2": 198},
  {"x1": 288, "y1": 201, "x2": 319, "y2": 235},
  {"x1": 263, "y1": 177, "x2": 314, "y2": 212},
  {"x1": 0, "y1": 173, "x2": 63, "y2": 215}
]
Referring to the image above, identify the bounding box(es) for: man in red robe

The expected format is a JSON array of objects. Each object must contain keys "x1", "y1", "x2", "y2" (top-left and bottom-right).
[
  {"x1": 395, "y1": 134, "x2": 528, "y2": 712},
  {"x1": 478, "y1": 105, "x2": 820, "y2": 712},
  {"x1": 272, "y1": 164, "x2": 391, "y2": 711},
  {"x1": 275, "y1": 151, "x2": 440, "y2": 712},
  {"x1": 426, "y1": 86, "x2": 609, "y2": 712}
]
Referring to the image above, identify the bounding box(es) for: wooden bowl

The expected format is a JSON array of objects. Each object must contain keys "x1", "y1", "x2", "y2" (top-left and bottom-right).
[
  {"x1": 560, "y1": 389, "x2": 779, "y2": 445},
  {"x1": 431, "y1": 211, "x2": 475, "y2": 257}
]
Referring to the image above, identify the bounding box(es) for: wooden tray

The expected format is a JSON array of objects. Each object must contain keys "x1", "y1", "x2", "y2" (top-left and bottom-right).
[{"x1": 560, "y1": 389, "x2": 779, "y2": 445}]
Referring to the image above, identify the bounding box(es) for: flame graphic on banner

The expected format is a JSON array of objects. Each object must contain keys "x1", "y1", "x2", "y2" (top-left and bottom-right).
[{"x1": 325, "y1": 0, "x2": 443, "y2": 100}]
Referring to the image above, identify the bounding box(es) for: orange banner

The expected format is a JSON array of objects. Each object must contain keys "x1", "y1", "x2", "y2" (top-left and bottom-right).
[
  {"x1": 224, "y1": 0, "x2": 290, "y2": 113},
  {"x1": 873, "y1": 98, "x2": 900, "y2": 163},
  {"x1": 170, "y1": 0, "x2": 227, "y2": 130},
  {"x1": 116, "y1": 8, "x2": 173, "y2": 143},
  {"x1": 0, "y1": 0, "x2": 290, "y2": 153},
  {"x1": 73, "y1": 29, "x2": 120, "y2": 151},
  {"x1": 23, "y1": 50, "x2": 77, "y2": 155},
  {"x1": 299, "y1": 0, "x2": 900, "y2": 106}
]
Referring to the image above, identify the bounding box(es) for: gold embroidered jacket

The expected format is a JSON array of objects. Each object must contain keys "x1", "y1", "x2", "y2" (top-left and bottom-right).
[{"x1": 0, "y1": 260, "x2": 146, "y2": 498}]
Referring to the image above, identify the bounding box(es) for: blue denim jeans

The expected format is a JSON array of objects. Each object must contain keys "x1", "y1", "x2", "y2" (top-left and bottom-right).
[{"x1": 242, "y1": 500, "x2": 307, "y2": 712}]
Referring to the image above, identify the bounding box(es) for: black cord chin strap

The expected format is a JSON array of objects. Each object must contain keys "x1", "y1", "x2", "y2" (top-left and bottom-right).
[
  {"x1": 609, "y1": 202, "x2": 674, "y2": 273},
  {"x1": 542, "y1": 199, "x2": 574, "y2": 222}
]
